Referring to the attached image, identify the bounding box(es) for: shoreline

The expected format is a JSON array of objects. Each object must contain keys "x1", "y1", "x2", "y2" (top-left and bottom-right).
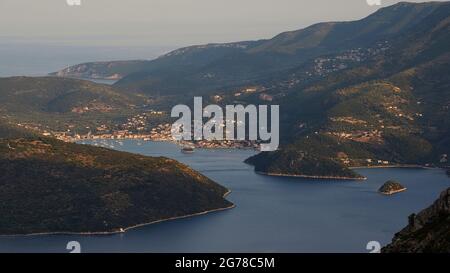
[
  {"x1": 255, "y1": 164, "x2": 445, "y2": 181},
  {"x1": 256, "y1": 171, "x2": 367, "y2": 181},
  {"x1": 0, "y1": 190, "x2": 234, "y2": 237},
  {"x1": 350, "y1": 164, "x2": 438, "y2": 170},
  {"x1": 72, "y1": 138, "x2": 260, "y2": 151},
  {"x1": 379, "y1": 188, "x2": 408, "y2": 195}
]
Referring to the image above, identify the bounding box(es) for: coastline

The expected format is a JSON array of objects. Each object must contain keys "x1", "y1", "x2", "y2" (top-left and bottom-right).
[
  {"x1": 72, "y1": 137, "x2": 260, "y2": 151},
  {"x1": 256, "y1": 171, "x2": 367, "y2": 181},
  {"x1": 379, "y1": 188, "x2": 408, "y2": 195},
  {"x1": 255, "y1": 164, "x2": 445, "y2": 181},
  {"x1": 350, "y1": 164, "x2": 437, "y2": 170},
  {"x1": 0, "y1": 190, "x2": 234, "y2": 237}
]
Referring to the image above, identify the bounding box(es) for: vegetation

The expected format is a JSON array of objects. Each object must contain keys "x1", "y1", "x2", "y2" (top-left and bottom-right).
[
  {"x1": 9, "y1": 2, "x2": 450, "y2": 180},
  {"x1": 2, "y1": 1, "x2": 448, "y2": 236},
  {"x1": 54, "y1": 2, "x2": 449, "y2": 98},
  {"x1": 0, "y1": 123, "x2": 232, "y2": 235},
  {"x1": 0, "y1": 77, "x2": 147, "y2": 133},
  {"x1": 245, "y1": 148, "x2": 363, "y2": 179},
  {"x1": 0, "y1": 121, "x2": 36, "y2": 139},
  {"x1": 244, "y1": 2, "x2": 450, "y2": 177},
  {"x1": 382, "y1": 188, "x2": 450, "y2": 253},
  {"x1": 378, "y1": 180, "x2": 407, "y2": 195}
]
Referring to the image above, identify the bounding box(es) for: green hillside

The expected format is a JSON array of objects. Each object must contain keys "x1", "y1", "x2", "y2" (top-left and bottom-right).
[
  {"x1": 0, "y1": 77, "x2": 141, "y2": 113},
  {"x1": 0, "y1": 135, "x2": 232, "y2": 235},
  {"x1": 0, "y1": 77, "x2": 147, "y2": 133},
  {"x1": 247, "y1": 53, "x2": 450, "y2": 177},
  {"x1": 244, "y1": 2, "x2": 450, "y2": 177}
]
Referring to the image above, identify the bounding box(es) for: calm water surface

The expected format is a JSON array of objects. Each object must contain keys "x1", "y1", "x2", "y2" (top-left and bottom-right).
[
  {"x1": 0, "y1": 42, "x2": 172, "y2": 78},
  {"x1": 0, "y1": 140, "x2": 448, "y2": 253}
]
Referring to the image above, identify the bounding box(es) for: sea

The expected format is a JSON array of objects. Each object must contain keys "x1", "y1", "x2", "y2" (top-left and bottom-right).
[{"x1": 0, "y1": 140, "x2": 448, "y2": 253}]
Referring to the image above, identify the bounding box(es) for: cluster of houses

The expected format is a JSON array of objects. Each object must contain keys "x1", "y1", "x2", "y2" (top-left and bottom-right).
[
  {"x1": 366, "y1": 159, "x2": 391, "y2": 165},
  {"x1": 190, "y1": 139, "x2": 259, "y2": 149},
  {"x1": 329, "y1": 130, "x2": 382, "y2": 144},
  {"x1": 149, "y1": 123, "x2": 173, "y2": 141}
]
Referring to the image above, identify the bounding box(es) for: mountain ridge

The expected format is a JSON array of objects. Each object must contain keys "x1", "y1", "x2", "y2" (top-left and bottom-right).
[{"x1": 52, "y1": 2, "x2": 450, "y2": 97}]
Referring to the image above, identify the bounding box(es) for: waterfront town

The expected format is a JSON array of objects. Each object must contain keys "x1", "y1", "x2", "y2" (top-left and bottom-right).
[{"x1": 28, "y1": 113, "x2": 261, "y2": 150}]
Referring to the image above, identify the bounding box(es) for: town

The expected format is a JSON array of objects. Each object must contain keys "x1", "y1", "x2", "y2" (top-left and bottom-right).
[{"x1": 12, "y1": 110, "x2": 262, "y2": 150}]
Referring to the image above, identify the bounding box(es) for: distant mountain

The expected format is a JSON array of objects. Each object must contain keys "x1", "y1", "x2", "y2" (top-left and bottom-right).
[
  {"x1": 53, "y1": 2, "x2": 449, "y2": 97},
  {"x1": 248, "y1": 1, "x2": 444, "y2": 53},
  {"x1": 49, "y1": 60, "x2": 150, "y2": 81},
  {"x1": 382, "y1": 188, "x2": 450, "y2": 253},
  {"x1": 0, "y1": 134, "x2": 232, "y2": 235}
]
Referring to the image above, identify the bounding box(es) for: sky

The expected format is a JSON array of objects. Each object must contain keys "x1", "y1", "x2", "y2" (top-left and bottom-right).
[{"x1": 0, "y1": 0, "x2": 446, "y2": 48}]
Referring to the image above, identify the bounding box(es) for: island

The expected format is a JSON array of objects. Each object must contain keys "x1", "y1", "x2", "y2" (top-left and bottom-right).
[
  {"x1": 0, "y1": 124, "x2": 233, "y2": 235},
  {"x1": 378, "y1": 180, "x2": 407, "y2": 195}
]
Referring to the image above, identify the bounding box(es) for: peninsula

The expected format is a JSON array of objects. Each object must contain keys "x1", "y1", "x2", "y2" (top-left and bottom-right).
[{"x1": 0, "y1": 124, "x2": 233, "y2": 235}]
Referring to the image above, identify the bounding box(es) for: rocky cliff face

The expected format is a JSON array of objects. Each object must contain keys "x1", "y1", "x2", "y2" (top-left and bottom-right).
[{"x1": 382, "y1": 188, "x2": 450, "y2": 253}]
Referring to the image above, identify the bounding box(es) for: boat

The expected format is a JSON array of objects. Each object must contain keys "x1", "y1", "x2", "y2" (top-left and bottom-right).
[{"x1": 181, "y1": 146, "x2": 195, "y2": 154}]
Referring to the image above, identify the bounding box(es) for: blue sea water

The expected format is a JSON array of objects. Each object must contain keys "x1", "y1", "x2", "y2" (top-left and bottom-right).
[
  {"x1": 0, "y1": 42, "x2": 172, "y2": 79},
  {"x1": 0, "y1": 140, "x2": 448, "y2": 253}
]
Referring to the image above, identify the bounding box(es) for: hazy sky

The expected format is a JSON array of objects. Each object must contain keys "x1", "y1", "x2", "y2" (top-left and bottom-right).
[{"x1": 0, "y1": 0, "x2": 446, "y2": 47}]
